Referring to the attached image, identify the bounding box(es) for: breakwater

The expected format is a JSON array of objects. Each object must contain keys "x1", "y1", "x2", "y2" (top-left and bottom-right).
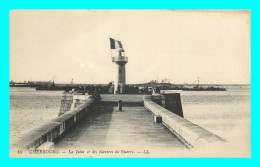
[
  {"x1": 12, "y1": 92, "x2": 227, "y2": 152},
  {"x1": 11, "y1": 98, "x2": 95, "y2": 150},
  {"x1": 143, "y1": 94, "x2": 226, "y2": 149}
]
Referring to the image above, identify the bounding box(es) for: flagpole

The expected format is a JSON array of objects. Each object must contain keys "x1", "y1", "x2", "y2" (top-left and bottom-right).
[{"x1": 109, "y1": 37, "x2": 112, "y2": 59}]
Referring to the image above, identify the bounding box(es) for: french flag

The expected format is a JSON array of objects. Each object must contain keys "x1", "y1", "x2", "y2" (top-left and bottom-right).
[{"x1": 110, "y1": 38, "x2": 123, "y2": 49}]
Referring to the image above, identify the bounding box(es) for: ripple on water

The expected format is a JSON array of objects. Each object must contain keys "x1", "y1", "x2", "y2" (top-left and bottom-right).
[{"x1": 10, "y1": 87, "x2": 63, "y2": 145}]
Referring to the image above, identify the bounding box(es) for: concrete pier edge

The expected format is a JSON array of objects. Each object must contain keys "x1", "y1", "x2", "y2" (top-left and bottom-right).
[
  {"x1": 11, "y1": 98, "x2": 95, "y2": 150},
  {"x1": 143, "y1": 95, "x2": 227, "y2": 149}
]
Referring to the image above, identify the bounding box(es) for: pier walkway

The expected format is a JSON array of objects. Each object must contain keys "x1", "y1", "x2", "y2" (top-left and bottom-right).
[{"x1": 54, "y1": 95, "x2": 186, "y2": 153}]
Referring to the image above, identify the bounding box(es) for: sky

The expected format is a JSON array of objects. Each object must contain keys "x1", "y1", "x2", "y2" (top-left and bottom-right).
[{"x1": 10, "y1": 10, "x2": 251, "y2": 84}]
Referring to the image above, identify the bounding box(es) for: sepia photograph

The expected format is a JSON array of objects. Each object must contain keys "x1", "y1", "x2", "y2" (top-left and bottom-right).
[{"x1": 9, "y1": 10, "x2": 251, "y2": 157}]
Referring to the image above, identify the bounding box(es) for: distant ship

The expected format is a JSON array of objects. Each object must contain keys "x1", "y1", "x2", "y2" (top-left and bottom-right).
[
  {"x1": 182, "y1": 77, "x2": 226, "y2": 91},
  {"x1": 35, "y1": 81, "x2": 61, "y2": 90},
  {"x1": 182, "y1": 85, "x2": 226, "y2": 91},
  {"x1": 35, "y1": 77, "x2": 66, "y2": 91}
]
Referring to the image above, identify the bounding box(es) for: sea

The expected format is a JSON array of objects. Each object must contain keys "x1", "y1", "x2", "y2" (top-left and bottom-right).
[
  {"x1": 9, "y1": 87, "x2": 63, "y2": 145},
  {"x1": 180, "y1": 85, "x2": 250, "y2": 150},
  {"x1": 9, "y1": 85, "x2": 251, "y2": 148}
]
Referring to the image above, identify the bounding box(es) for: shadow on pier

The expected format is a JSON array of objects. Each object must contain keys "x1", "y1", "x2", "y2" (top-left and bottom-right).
[{"x1": 54, "y1": 95, "x2": 186, "y2": 150}]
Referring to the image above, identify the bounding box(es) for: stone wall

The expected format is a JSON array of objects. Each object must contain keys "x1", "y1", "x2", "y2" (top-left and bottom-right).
[
  {"x1": 59, "y1": 92, "x2": 90, "y2": 116},
  {"x1": 151, "y1": 93, "x2": 184, "y2": 118},
  {"x1": 12, "y1": 98, "x2": 94, "y2": 150},
  {"x1": 59, "y1": 92, "x2": 73, "y2": 116},
  {"x1": 143, "y1": 95, "x2": 227, "y2": 149}
]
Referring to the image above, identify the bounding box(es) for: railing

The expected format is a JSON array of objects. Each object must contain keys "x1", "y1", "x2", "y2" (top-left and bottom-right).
[{"x1": 112, "y1": 56, "x2": 128, "y2": 62}]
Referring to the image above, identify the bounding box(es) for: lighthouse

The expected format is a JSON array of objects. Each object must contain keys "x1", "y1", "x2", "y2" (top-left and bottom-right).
[{"x1": 110, "y1": 38, "x2": 128, "y2": 94}]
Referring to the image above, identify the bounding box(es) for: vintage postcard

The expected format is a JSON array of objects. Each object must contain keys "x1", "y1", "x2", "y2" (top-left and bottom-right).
[{"x1": 9, "y1": 10, "x2": 251, "y2": 158}]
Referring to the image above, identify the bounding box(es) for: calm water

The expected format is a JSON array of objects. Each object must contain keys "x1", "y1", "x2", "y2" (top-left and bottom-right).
[
  {"x1": 180, "y1": 85, "x2": 251, "y2": 148},
  {"x1": 9, "y1": 87, "x2": 63, "y2": 145},
  {"x1": 9, "y1": 85, "x2": 251, "y2": 147}
]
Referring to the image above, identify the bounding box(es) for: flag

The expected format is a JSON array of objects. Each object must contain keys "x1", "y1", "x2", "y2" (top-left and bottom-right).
[{"x1": 110, "y1": 38, "x2": 123, "y2": 49}]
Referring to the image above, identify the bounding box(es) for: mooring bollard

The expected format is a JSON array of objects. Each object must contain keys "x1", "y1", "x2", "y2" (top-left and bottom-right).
[{"x1": 118, "y1": 100, "x2": 122, "y2": 112}]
